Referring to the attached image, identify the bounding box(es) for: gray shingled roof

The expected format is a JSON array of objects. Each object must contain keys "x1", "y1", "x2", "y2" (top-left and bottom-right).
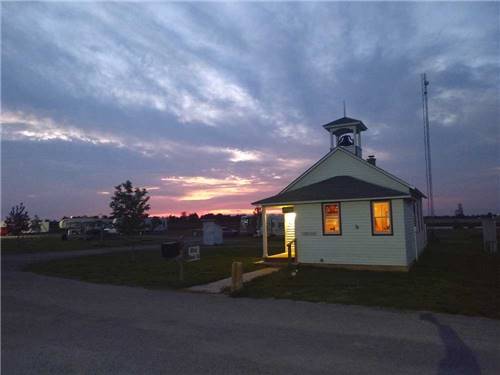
[
  {"x1": 322, "y1": 116, "x2": 367, "y2": 130},
  {"x1": 252, "y1": 176, "x2": 410, "y2": 205}
]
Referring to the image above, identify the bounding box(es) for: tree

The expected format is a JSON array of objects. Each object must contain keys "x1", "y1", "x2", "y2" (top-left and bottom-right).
[
  {"x1": 188, "y1": 213, "x2": 199, "y2": 222},
  {"x1": 109, "y1": 181, "x2": 151, "y2": 236},
  {"x1": 5, "y1": 203, "x2": 30, "y2": 237},
  {"x1": 150, "y1": 216, "x2": 162, "y2": 231}
]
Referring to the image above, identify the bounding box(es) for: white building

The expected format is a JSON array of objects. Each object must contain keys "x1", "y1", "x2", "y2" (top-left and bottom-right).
[
  {"x1": 252, "y1": 116, "x2": 426, "y2": 271},
  {"x1": 202, "y1": 220, "x2": 223, "y2": 245}
]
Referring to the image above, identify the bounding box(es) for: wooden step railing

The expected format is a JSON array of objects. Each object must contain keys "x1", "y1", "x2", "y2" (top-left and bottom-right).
[{"x1": 286, "y1": 238, "x2": 296, "y2": 266}]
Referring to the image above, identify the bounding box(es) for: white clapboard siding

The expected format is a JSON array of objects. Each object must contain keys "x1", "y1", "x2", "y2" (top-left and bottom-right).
[
  {"x1": 295, "y1": 199, "x2": 408, "y2": 266},
  {"x1": 403, "y1": 200, "x2": 417, "y2": 264},
  {"x1": 287, "y1": 149, "x2": 409, "y2": 193},
  {"x1": 403, "y1": 198, "x2": 427, "y2": 264}
]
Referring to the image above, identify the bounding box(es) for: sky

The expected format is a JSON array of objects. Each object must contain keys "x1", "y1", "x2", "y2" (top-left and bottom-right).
[{"x1": 1, "y1": 2, "x2": 499, "y2": 219}]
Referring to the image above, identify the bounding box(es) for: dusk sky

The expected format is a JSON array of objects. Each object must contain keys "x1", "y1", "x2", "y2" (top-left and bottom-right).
[{"x1": 1, "y1": 2, "x2": 499, "y2": 219}]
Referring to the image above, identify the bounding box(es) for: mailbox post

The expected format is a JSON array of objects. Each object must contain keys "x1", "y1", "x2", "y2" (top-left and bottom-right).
[
  {"x1": 161, "y1": 239, "x2": 201, "y2": 282},
  {"x1": 161, "y1": 241, "x2": 184, "y2": 281}
]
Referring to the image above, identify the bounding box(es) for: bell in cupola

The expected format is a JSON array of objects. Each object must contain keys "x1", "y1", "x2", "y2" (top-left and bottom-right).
[
  {"x1": 338, "y1": 134, "x2": 354, "y2": 146},
  {"x1": 321, "y1": 116, "x2": 368, "y2": 158}
]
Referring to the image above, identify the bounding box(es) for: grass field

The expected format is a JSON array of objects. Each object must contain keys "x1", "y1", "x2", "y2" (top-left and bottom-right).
[
  {"x1": 1, "y1": 232, "x2": 188, "y2": 254},
  {"x1": 24, "y1": 236, "x2": 282, "y2": 288},
  {"x1": 238, "y1": 229, "x2": 500, "y2": 319}
]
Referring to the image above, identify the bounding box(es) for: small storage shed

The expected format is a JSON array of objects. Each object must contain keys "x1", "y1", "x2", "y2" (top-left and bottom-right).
[
  {"x1": 252, "y1": 116, "x2": 427, "y2": 271},
  {"x1": 202, "y1": 220, "x2": 223, "y2": 246}
]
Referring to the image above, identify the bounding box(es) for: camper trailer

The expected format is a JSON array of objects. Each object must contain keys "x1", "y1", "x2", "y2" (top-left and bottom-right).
[{"x1": 59, "y1": 217, "x2": 113, "y2": 239}]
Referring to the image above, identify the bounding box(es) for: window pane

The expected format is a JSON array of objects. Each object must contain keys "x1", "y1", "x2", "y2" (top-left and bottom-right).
[
  {"x1": 325, "y1": 204, "x2": 339, "y2": 215},
  {"x1": 325, "y1": 218, "x2": 339, "y2": 233},
  {"x1": 373, "y1": 202, "x2": 389, "y2": 217},
  {"x1": 372, "y1": 201, "x2": 392, "y2": 234},
  {"x1": 323, "y1": 203, "x2": 341, "y2": 234},
  {"x1": 374, "y1": 217, "x2": 391, "y2": 233}
]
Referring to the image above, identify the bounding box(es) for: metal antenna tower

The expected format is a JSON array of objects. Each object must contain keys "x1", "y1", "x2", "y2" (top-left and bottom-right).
[{"x1": 421, "y1": 73, "x2": 435, "y2": 217}]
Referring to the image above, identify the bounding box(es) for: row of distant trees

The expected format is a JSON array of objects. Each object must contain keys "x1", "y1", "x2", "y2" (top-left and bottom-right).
[{"x1": 167, "y1": 212, "x2": 243, "y2": 223}]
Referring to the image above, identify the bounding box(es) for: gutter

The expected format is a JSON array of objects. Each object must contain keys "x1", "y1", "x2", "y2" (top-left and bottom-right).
[{"x1": 252, "y1": 195, "x2": 412, "y2": 207}]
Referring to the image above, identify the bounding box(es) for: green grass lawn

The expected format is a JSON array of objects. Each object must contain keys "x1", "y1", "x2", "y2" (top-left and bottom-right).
[
  {"x1": 1, "y1": 232, "x2": 186, "y2": 254},
  {"x1": 24, "y1": 236, "x2": 283, "y2": 288},
  {"x1": 238, "y1": 229, "x2": 500, "y2": 319}
]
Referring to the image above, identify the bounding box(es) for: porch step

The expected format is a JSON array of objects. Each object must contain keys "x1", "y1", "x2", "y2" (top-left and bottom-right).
[
  {"x1": 263, "y1": 257, "x2": 298, "y2": 267},
  {"x1": 264, "y1": 257, "x2": 295, "y2": 263}
]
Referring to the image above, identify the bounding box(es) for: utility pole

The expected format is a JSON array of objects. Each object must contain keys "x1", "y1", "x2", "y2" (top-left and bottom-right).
[{"x1": 421, "y1": 73, "x2": 435, "y2": 217}]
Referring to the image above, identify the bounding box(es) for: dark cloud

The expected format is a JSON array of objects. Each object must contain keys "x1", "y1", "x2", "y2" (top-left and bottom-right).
[{"x1": 1, "y1": 2, "x2": 499, "y2": 218}]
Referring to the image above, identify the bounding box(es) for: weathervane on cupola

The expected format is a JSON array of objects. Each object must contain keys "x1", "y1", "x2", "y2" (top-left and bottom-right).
[{"x1": 322, "y1": 103, "x2": 367, "y2": 157}]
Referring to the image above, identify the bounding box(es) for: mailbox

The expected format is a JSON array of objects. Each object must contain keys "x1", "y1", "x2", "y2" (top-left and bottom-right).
[{"x1": 161, "y1": 241, "x2": 181, "y2": 259}]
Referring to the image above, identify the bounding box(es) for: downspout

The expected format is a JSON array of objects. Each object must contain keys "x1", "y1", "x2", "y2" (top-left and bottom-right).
[{"x1": 414, "y1": 201, "x2": 419, "y2": 262}]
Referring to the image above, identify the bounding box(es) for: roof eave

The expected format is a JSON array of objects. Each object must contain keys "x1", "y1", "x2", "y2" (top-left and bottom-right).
[
  {"x1": 322, "y1": 122, "x2": 367, "y2": 131},
  {"x1": 253, "y1": 195, "x2": 412, "y2": 206},
  {"x1": 410, "y1": 188, "x2": 427, "y2": 199}
]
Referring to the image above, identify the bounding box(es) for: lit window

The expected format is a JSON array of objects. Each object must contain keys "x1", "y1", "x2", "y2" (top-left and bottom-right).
[
  {"x1": 371, "y1": 201, "x2": 393, "y2": 235},
  {"x1": 323, "y1": 203, "x2": 341, "y2": 235}
]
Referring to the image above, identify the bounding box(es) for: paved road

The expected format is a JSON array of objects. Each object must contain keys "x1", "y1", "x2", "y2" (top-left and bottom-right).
[{"x1": 2, "y1": 253, "x2": 500, "y2": 374}]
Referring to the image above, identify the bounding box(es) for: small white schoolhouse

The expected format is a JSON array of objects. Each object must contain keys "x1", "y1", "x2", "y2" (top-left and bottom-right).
[{"x1": 252, "y1": 116, "x2": 427, "y2": 271}]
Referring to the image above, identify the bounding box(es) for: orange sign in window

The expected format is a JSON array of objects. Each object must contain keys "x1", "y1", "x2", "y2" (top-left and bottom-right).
[
  {"x1": 372, "y1": 201, "x2": 392, "y2": 235},
  {"x1": 323, "y1": 203, "x2": 341, "y2": 235}
]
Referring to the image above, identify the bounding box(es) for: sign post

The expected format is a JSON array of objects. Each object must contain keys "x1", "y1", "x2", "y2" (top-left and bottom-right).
[
  {"x1": 161, "y1": 239, "x2": 201, "y2": 283},
  {"x1": 231, "y1": 261, "x2": 243, "y2": 292}
]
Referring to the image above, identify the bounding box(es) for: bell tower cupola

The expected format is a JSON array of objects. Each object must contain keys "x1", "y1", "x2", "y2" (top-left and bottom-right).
[{"x1": 322, "y1": 116, "x2": 367, "y2": 158}]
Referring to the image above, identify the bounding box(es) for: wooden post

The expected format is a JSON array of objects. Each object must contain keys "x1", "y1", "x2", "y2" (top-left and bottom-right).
[
  {"x1": 177, "y1": 258, "x2": 184, "y2": 282},
  {"x1": 287, "y1": 241, "x2": 292, "y2": 267},
  {"x1": 262, "y1": 206, "x2": 268, "y2": 258},
  {"x1": 481, "y1": 217, "x2": 497, "y2": 253},
  {"x1": 231, "y1": 261, "x2": 243, "y2": 292}
]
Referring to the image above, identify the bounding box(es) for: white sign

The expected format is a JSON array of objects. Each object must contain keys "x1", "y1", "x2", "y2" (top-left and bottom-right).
[{"x1": 186, "y1": 246, "x2": 200, "y2": 262}]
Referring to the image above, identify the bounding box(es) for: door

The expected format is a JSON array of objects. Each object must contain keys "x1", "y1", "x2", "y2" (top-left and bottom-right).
[{"x1": 284, "y1": 210, "x2": 296, "y2": 256}]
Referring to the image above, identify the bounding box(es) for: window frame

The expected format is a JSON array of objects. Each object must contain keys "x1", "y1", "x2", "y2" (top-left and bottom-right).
[
  {"x1": 322, "y1": 202, "x2": 342, "y2": 236},
  {"x1": 370, "y1": 200, "x2": 393, "y2": 236}
]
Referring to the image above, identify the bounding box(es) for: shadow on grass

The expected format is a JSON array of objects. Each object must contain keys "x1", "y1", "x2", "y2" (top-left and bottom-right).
[{"x1": 420, "y1": 313, "x2": 481, "y2": 375}]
